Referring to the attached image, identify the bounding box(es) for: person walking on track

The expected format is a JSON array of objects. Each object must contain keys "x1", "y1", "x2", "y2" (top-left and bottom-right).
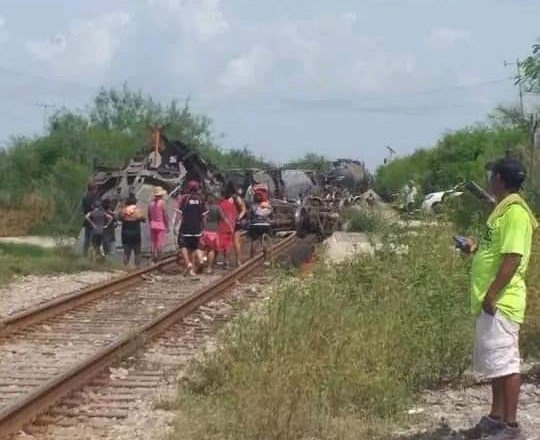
[
  {"x1": 248, "y1": 186, "x2": 273, "y2": 258},
  {"x1": 461, "y1": 158, "x2": 537, "y2": 440},
  {"x1": 198, "y1": 230, "x2": 219, "y2": 274},
  {"x1": 217, "y1": 182, "x2": 245, "y2": 267},
  {"x1": 120, "y1": 194, "x2": 146, "y2": 268},
  {"x1": 148, "y1": 186, "x2": 169, "y2": 263},
  {"x1": 174, "y1": 180, "x2": 208, "y2": 276}
]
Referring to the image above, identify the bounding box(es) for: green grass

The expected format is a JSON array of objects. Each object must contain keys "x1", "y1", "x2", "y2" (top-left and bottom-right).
[
  {"x1": 0, "y1": 242, "x2": 108, "y2": 286},
  {"x1": 168, "y1": 227, "x2": 481, "y2": 440},
  {"x1": 343, "y1": 207, "x2": 387, "y2": 234}
]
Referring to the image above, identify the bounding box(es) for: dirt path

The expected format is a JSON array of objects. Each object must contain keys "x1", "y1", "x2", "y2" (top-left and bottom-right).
[{"x1": 394, "y1": 368, "x2": 539, "y2": 440}]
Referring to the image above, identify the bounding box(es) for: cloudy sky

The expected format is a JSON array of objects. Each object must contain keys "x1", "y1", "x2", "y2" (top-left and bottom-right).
[{"x1": 0, "y1": 0, "x2": 539, "y2": 169}]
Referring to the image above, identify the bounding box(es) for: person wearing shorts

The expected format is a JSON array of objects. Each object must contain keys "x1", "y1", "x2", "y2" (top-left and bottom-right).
[
  {"x1": 85, "y1": 199, "x2": 113, "y2": 260},
  {"x1": 248, "y1": 191, "x2": 272, "y2": 257},
  {"x1": 174, "y1": 181, "x2": 208, "y2": 276},
  {"x1": 120, "y1": 194, "x2": 145, "y2": 267},
  {"x1": 148, "y1": 186, "x2": 169, "y2": 262},
  {"x1": 462, "y1": 158, "x2": 537, "y2": 440}
]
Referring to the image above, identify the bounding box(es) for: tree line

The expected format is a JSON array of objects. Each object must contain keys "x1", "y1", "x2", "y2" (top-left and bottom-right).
[
  {"x1": 0, "y1": 85, "x2": 337, "y2": 235},
  {"x1": 375, "y1": 40, "x2": 539, "y2": 203}
]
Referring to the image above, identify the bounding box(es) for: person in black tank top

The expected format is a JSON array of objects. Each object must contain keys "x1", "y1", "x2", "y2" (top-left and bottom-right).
[{"x1": 174, "y1": 181, "x2": 209, "y2": 276}]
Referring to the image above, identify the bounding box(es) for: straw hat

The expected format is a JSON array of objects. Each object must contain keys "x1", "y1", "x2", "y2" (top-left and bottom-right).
[{"x1": 153, "y1": 186, "x2": 167, "y2": 197}]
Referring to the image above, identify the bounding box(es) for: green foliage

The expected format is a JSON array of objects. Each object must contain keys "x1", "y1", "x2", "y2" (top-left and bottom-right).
[
  {"x1": 0, "y1": 86, "x2": 267, "y2": 235},
  {"x1": 171, "y1": 228, "x2": 474, "y2": 439},
  {"x1": 0, "y1": 242, "x2": 106, "y2": 286},
  {"x1": 520, "y1": 39, "x2": 540, "y2": 92},
  {"x1": 376, "y1": 124, "x2": 528, "y2": 199},
  {"x1": 343, "y1": 207, "x2": 385, "y2": 233},
  {"x1": 285, "y1": 152, "x2": 332, "y2": 172},
  {"x1": 523, "y1": 235, "x2": 540, "y2": 359}
]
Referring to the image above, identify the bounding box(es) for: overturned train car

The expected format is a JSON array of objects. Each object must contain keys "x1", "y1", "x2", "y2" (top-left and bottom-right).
[{"x1": 78, "y1": 133, "x2": 222, "y2": 255}]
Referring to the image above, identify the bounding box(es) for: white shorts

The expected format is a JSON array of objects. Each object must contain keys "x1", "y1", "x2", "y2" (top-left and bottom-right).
[{"x1": 473, "y1": 310, "x2": 520, "y2": 379}]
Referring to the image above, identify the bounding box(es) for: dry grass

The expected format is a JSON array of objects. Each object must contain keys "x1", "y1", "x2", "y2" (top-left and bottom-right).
[{"x1": 0, "y1": 194, "x2": 53, "y2": 237}]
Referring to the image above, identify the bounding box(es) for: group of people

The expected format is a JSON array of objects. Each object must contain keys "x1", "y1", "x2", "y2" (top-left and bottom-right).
[
  {"x1": 172, "y1": 180, "x2": 273, "y2": 276},
  {"x1": 83, "y1": 182, "x2": 147, "y2": 266},
  {"x1": 82, "y1": 179, "x2": 273, "y2": 274}
]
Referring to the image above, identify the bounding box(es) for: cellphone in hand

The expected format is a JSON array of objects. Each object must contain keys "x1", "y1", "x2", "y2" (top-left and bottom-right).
[{"x1": 453, "y1": 235, "x2": 470, "y2": 252}]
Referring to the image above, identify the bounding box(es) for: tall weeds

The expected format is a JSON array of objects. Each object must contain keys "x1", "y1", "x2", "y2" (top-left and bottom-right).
[{"x1": 171, "y1": 228, "x2": 474, "y2": 439}]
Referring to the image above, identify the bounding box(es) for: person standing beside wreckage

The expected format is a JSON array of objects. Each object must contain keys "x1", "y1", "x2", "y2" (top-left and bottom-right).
[
  {"x1": 174, "y1": 180, "x2": 208, "y2": 276},
  {"x1": 461, "y1": 158, "x2": 537, "y2": 440},
  {"x1": 82, "y1": 181, "x2": 100, "y2": 256}
]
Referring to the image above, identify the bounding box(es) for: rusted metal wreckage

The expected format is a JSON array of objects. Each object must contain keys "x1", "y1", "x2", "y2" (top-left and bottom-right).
[{"x1": 82, "y1": 129, "x2": 371, "y2": 252}]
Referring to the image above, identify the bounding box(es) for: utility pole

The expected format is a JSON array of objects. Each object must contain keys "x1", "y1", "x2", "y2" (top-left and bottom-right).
[
  {"x1": 35, "y1": 103, "x2": 55, "y2": 134},
  {"x1": 504, "y1": 59, "x2": 524, "y2": 117},
  {"x1": 384, "y1": 145, "x2": 396, "y2": 164}
]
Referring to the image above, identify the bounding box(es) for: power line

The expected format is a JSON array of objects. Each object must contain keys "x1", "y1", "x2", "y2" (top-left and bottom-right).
[{"x1": 504, "y1": 59, "x2": 524, "y2": 116}]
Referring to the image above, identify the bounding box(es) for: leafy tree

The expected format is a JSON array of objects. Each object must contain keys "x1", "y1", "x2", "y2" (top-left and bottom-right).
[
  {"x1": 0, "y1": 86, "x2": 267, "y2": 234},
  {"x1": 488, "y1": 105, "x2": 530, "y2": 130},
  {"x1": 376, "y1": 125, "x2": 528, "y2": 199},
  {"x1": 521, "y1": 40, "x2": 540, "y2": 92},
  {"x1": 285, "y1": 153, "x2": 332, "y2": 172}
]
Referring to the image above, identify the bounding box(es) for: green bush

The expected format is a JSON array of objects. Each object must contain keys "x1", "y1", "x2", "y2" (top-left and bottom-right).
[
  {"x1": 0, "y1": 86, "x2": 269, "y2": 236},
  {"x1": 0, "y1": 242, "x2": 108, "y2": 285},
  {"x1": 376, "y1": 124, "x2": 528, "y2": 200},
  {"x1": 343, "y1": 208, "x2": 385, "y2": 233},
  {"x1": 171, "y1": 228, "x2": 474, "y2": 440}
]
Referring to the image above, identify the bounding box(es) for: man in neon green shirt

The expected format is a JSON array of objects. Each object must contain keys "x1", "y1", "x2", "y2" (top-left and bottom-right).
[{"x1": 463, "y1": 158, "x2": 537, "y2": 440}]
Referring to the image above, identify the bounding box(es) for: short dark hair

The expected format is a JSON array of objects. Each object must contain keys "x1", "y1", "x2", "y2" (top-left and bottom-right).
[
  {"x1": 126, "y1": 194, "x2": 137, "y2": 205},
  {"x1": 223, "y1": 181, "x2": 236, "y2": 199},
  {"x1": 490, "y1": 158, "x2": 527, "y2": 191}
]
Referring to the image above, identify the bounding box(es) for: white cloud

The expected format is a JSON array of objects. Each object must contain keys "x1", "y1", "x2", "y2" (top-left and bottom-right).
[
  {"x1": 27, "y1": 34, "x2": 67, "y2": 59},
  {"x1": 217, "y1": 14, "x2": 417, "y2": 96},
  {"x1": 0, "y1": 16, "x2": 7, "y2": 42},
  {"x1": 219, "y1": 46, "x2": 273, "y2": 91},
  {"x1": 425, "y1": 27, "x2": 471, "y2": 50},
  {"x1": 342, "y1": 12, "x2": 358, "y2": 24},
  {"x1": 147, "y1": 0, "x2": 228, "y2": 39},
  {"x1": 26, "y1": 11, "x2": 131, "y2": 79}
]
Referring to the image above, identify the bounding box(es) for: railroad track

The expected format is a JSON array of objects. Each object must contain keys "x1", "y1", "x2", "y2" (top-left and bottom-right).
[
  {"x1": 0, "y1": 233, "x2": 298, "y2": 438},
  {"x1": 0, "y1": 256, "x2": 177, "y2": 337}
]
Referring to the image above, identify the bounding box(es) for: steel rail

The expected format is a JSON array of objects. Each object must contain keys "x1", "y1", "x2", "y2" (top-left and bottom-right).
[
  {"x1": 0, "y1": 233, "x2": 297, "y2": 438},
  {"x1": 0, "y1": 232, "x2": 251, "y2": 336},
  {"x1": 0, "y1": 256, "x2": 177, "y2": 337}
]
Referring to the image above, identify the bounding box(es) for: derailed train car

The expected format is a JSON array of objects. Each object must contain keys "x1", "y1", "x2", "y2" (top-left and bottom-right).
[
  {"x1": 80, "y1": 130, "x2": 370, "y2": 254},
  {"x1": 79, "y1": 131, "x2": 223, "y2": 255},
  {"x1": 326, "y1": 159, "x2": 369, "y2": 195}
]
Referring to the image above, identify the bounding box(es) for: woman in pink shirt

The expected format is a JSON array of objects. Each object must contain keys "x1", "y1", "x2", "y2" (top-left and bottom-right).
[{"x1": 148, "y1": 187, "x2": 169, "y2": 262}]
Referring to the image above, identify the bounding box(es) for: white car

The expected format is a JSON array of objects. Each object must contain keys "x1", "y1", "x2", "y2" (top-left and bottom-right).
[{"x1": 421, "y1": 190, "x2": 463, "y2": 213}]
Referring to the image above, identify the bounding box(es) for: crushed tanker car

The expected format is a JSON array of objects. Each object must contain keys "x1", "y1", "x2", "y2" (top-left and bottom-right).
[
  {"x1": 280, "y1": 169, "x2": 323, "y2": 202},
  {"x1": 326, "y1": 159, "x2": 369, "y2": 194},
  {"x1": 79, "y1": 129, "x2": 369, "y2": 254}
]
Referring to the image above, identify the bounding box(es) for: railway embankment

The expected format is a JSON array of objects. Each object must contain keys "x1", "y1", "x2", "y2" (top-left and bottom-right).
[{"x1": 164, "y1": 219, "x2": 539, "y2": 440}]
